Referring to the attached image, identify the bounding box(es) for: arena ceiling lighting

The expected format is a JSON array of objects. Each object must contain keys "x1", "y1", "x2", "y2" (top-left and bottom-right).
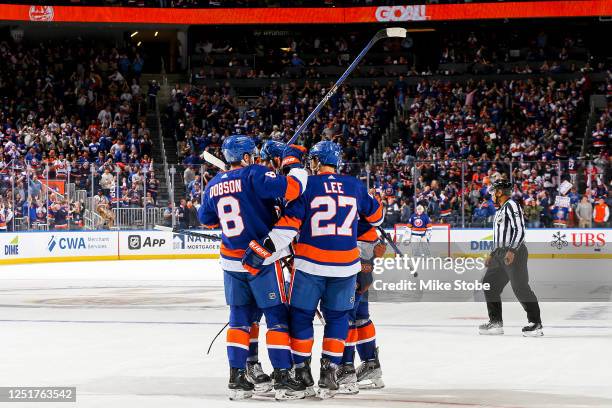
[{"x1": 4, "y1": 1, "x2": 611, "y2": 25}]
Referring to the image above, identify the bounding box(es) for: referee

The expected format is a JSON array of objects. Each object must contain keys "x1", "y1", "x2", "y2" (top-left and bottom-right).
[{"x1": 478, "y1": 179, "x2": 543, "y2": 337}]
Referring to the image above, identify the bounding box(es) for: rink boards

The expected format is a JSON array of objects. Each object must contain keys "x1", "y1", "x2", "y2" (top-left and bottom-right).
[{"x1": 0, "y1": 228, "x2": 610, "y2": 265}]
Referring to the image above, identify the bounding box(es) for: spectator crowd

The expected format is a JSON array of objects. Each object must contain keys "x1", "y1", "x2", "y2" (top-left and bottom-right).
[{"x1": 0, "y1": 38, "x2": 160, "y2": 231}]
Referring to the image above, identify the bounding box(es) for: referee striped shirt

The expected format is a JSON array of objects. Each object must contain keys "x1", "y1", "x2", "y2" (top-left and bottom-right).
[{"x1": 493, "y1": 198, "x2": 526, "y2": 251}]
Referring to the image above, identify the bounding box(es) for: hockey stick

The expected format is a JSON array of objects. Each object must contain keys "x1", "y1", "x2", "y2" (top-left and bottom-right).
[
  {"x1": 201, "y1": 150, "x2": 228, "y2": 171},
  {"x1": 154, "y1": 225, "x2": 221, "y2": 241},
  {"x1": 377, "y1": 226, "x2": 417, "y2": 277},
  {"x1": 287, "y1": 27, "x2": 406, "y2": 145},
  {"x1": 206, "y1": 322, "x2": 229, "y2": 355}
]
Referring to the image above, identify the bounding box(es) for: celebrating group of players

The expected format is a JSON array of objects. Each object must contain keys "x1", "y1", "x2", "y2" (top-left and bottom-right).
[{"x1": 198, "y1": 135, "x2": 388, "y2": 400}]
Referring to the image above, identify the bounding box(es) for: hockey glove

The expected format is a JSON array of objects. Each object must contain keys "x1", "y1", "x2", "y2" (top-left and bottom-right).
[
  {"x1": 357, "y1": 267, "x2": 375, "y2": 294},
  {"x1": 361, "y1": 259, "x2": 374, "y2": 274},
  {"x1": 373, "y1": 241, "x2": 387, "y2": 259},
  {"x1": 281, "y1": 144, "x2": 307, "y2": 171},
  {"x1": 242, "y1": 236, "x2": 276, "y2": 276}
]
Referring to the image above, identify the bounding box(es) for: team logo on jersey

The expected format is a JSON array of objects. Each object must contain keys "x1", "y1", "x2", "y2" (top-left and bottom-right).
[
  {"x1": 550, "y1": 231, "x2": 569, "y2": 250},
  {"x1": 414, "y1": 219, "x2": 423, "y2": 227}
]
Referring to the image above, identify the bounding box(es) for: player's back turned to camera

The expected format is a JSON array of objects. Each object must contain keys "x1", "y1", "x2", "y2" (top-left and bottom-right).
[
  {"x1": 242, "y1": 141, "x2": 384, "y2": 398},
  {"x1": 198, "y1": 135, "x2": 308, "y2": 401}
]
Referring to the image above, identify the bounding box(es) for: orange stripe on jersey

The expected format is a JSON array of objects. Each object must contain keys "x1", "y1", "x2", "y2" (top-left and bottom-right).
[
  {"x1": 294, "y1": 243, "x2": 359, "y2": 264},
  {"x1": 220, "y1": 244, "x2": 246, "y2": 259},
  {"x1": 346, "y1": 328, "x2": 358, "y2": 344},
  {"x1": 284, "y1": 176, "x2": 302, "y2": 201},
  {"x1": 203, "y1": 223, "x2": 220, "y2": 229},
  {"x1": 291, "y1": 338, "x2": 314, "y2": 354},
  {"x1": 364, "y1": 202, "x2": 383, "y2": 223},
  {"x1": 266, "y1": 330, "x2": 290, "y2": 347},
  {"x1": 322, "y1": 338, "x2": 345, "y2": 354},
  {"x1": 227, "y1": 328, "x2": 250, "y2": 347},
  {"x1": 276, "y1": 215, "x2": 302, "y2": 230},
  {"x1": 358, "y1": 227, "x2": 378, "y2": 243},
  {"x1": 357, "y1": 323, "x2": 376, "y2": 340},
  {"x1": 250, "y1": 323, "x2": 260, "y2": 340}
]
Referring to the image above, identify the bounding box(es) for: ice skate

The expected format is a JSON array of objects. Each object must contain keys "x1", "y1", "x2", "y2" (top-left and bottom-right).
[
  {"x1": 246, "y1": 361, "x2": 272, "y2": 394},
  {"x1": 228, "y1": 367, "x2": 254, "y2": 400},
  {"x1": 356, "y1": 348, "x2": 384, "y2": 389},
  {"x1": 478, "y1": 321, "x2": 504, "y2": 335},
  {"x1": 294, "y1": 358, "x2": 316, "y2": 397},
  {"x1": 317, "y1": 358, "x2": 339, "y2": 399},
  {"x1": 336, "y1": 362, "x2": 359, "y2": 394},
  {"x1": 272, "y1": 368, "x2": 305, "y2": 400},
  {"x1": 522, "y1": 322, "x2": 544, "y2": 337}
]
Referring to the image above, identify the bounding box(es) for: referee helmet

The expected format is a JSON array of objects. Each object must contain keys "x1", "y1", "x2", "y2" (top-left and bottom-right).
[{"x1": 491, "y1": 178, "x2": 513, "y2": 195}]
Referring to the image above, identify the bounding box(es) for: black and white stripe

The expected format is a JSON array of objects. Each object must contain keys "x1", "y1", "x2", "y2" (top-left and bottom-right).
[{"x1": 493, "y1": 199, "x2": 526, "y2": 251}]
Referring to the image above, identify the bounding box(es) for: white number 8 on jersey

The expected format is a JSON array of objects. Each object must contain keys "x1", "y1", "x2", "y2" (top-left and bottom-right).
[{"x1": 217, "y1": 196, "x2": 245, "y2": 237}]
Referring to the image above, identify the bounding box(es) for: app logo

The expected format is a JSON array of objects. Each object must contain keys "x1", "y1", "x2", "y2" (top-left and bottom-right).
[{"x1": 128, "y1": 235, "x2": 142, "y2": 250}]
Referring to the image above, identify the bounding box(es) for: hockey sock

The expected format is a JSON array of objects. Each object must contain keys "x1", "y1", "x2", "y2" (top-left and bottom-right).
[
  {"x1": 341, "y1": 322, "x2": 358, "y2": 364},
  {"x1": 321, "y1": 308, "x2": 349, "y2": 366},
  {"x1": 288, "y1": 306, "x2": 316, "y2": 366},
  {"x1": 247, "y1": 322, "x2": 259, "y2": 362},
  {"x1": 356, "y1": 319, "x2": 377, "y2": 361},
  {"x1": 227, "y1": 304, "x2": 253, "y2": 369},
  {"x1": 262, "y1": 304, "x2": 292, "y2": 369},
  {"x1": 247, "y1": 309, "x2": 264, "y2": 362}
]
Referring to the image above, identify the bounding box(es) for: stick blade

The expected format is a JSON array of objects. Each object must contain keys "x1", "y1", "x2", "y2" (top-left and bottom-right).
[
  {"x1": 385, "y1": 27, "x2": 407, "y2": 38},
  {"x1": 201, "y1": 151, "x2": 227, "y2": 170}
]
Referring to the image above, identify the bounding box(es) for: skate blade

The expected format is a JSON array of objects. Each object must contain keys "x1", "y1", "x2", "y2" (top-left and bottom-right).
[
  {"x1": 274, "y1": 388, "x2": 305, "y2": 400},
  {"x1": 522, "y1": 329, "x2": 544, "y2": 337},
  {"x1": 316, "y1": 387, "x2": 337, "y2": 399},
  {"x1": 304, "y1": 386, "x2": 316, "y2": 398},
  {"x1": 337, "y1": 382, "x2": 359, "y2": 394},
  {"x1": 478, "y1": 328, "x2": 504, "y2": 335},
  {"x1": 358, "y1": 378, "x2": 385, "y2": 389},
  {"x1": 253, "y1": 382, "x2": 273, "y2": 394},
  {"x1": 228, "y1": 389, "x2": 253, "y2": 400}
]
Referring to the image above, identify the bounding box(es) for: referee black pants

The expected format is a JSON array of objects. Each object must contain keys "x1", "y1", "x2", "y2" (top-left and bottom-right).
[{"x1": 482, "y1": 244, "x2": 541, "y2": 324}]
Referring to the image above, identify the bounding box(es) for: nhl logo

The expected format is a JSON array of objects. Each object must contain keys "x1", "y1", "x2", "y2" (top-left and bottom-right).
[{"x1": 29, "y1": 6, "x2": 55, "y2": 22}]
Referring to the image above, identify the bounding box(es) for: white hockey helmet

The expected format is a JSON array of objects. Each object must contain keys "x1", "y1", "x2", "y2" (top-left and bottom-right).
[{"x1": 416, "y1": 205, "x2": 424, "y2": 215}]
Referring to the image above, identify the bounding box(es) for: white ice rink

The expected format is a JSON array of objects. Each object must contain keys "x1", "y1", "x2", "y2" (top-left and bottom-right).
[{"x1": 1, "y1": 259, "x2": 611, "y2": 408}]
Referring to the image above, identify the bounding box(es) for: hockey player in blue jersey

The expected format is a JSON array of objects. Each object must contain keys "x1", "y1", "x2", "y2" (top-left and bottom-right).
[
  {"x1": 336, "y1": 219, "x2": 387, "y2": 394},
  {"x1": 241, "y1": 141, "x2": 384, "y2": 398},
  {"x1": 243, "y1": 139, "x2": 287, "y2": 393},
  {"x1": 198, "y1": 135, "x2": 308, "y2": 400},
  {"x1": 404, "y1": 205, "x2": 433, "y2": 256}
]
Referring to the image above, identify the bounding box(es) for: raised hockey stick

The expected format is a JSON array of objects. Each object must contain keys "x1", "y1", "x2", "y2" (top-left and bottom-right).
[
  {"x1": 287, "y1": 27, "x2": 407, "y2": 145},
  {"x1": 154, "y1": 225, "x2": 221, "y2": 241},
  {"x1": 201, "y1": 150, "x2": 228, "y2": 171}
]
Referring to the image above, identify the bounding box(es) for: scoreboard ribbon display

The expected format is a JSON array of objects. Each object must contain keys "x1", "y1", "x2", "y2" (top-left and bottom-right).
[{"x1": 2, "y1": 1, "x2": 611, "y2": 25}]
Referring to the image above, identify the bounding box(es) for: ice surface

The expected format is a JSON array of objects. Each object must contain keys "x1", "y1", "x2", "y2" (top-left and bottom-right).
[{"x1": 1, "y1": 259, "x2": 611, "y2": 408}]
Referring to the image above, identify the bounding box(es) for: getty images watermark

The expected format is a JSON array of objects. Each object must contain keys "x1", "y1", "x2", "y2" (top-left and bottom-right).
[{"x1": 371, "y1": 254, "x2": 490, "y2": 292}]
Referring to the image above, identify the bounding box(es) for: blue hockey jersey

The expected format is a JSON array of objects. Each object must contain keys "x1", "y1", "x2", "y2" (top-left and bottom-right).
[{"x1": 198, "y1": 164, "x2": 307, "y2": 272}]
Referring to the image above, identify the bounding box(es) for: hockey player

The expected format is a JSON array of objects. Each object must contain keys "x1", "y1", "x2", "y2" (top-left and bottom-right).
[
  {"x1": 336, "y1": 219, "x2": 387, "y2": 394},
  {"x1": 244, "y1": 139, "x2": 286, "y2": 393},
  {"x1": 198, "y1": 135, "x2": 307, "y2": 400},
  {"x1": 241, "y1": 141, "x2": 384, "y2": 399},
  {"x1": 405, "y1": 205, "x2": 433, "y2": 256}
]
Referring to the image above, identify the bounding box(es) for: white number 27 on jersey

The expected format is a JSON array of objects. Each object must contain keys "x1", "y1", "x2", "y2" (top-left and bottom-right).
[{"x1": 310, "y1": 195, "x2": 357, "y2": 237}]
